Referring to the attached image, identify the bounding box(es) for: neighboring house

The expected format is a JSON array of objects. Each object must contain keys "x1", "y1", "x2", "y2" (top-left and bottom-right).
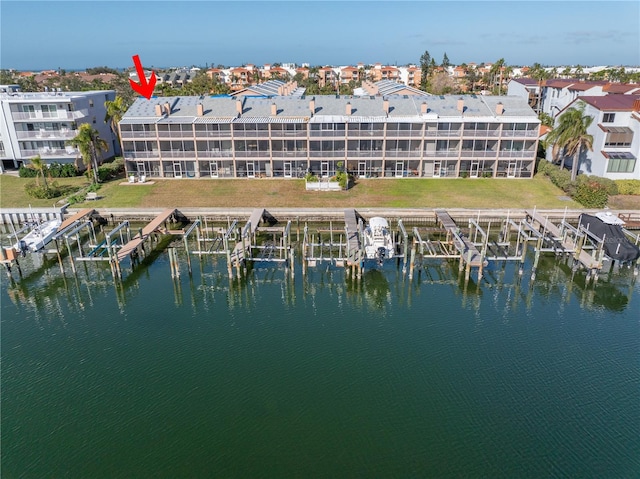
[
  {"x1": 340, "y1": 66, "x2": 361, "y2": 84},
  {"x1": 318, "y1": 67, "x2": 338, "y2": 88},
  {"x1": 507, "y1": 78, "x2": 542, "y2": 113},
  {"x1": 119, "y1": 94, "x2": 539, "y2": 180},
  {"x1": 360, "y1": 80, "x2": 430, "y2": 97},
  {"x1": 230, "y1": 80, "x2": 304, "y2": 98},
  {"x1": 550, "y1": 96, "x2": 640, "y2": 180},
  {"x1": 540, "y1": 79, "x2": 607, "y2": 117},
  {"x1": 0, "y1": 88, "x2": 118, "y2": 172}
]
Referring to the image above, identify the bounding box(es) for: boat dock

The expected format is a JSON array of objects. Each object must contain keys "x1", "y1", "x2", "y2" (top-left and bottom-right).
[
  {"x1": 525, "y1": 209, "x2": 601, "y2": 273},
  {"x1": 435, "y1": 209, "x2": 484, "y2": 273},
  {"x1": 117, "y1": 208, "x2": 180, "y2": 263},
  {"x1": 344, "y1": 209, "x2": 364, "y2": 267}
]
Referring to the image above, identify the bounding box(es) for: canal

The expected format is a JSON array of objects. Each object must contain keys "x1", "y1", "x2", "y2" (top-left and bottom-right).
[{"x1": 1, "y1": 248, "x2": 639, "y2": 477}]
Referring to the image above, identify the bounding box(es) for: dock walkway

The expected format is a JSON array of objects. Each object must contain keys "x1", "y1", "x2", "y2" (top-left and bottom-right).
[
  {"x1": 57, "y1": 208, "x2": 95, "y2": 233},
  {"x1": 435, "y1": 209, "x2": 483, "y2": 267},
  {"x1": 230, "y1": 208, "x2": 265, "y2": 263},
  {"x1": 117, "y1": 209, "x2": 177, "y2": 262},
  {"x1": 344, "y1": 209, "x2": 363, "y2": 266}
]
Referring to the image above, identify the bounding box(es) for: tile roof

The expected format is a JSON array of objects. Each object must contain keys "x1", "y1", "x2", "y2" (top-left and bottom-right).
[{"x1": 578, "y1": 94, "x2": 640, "y2": 111}]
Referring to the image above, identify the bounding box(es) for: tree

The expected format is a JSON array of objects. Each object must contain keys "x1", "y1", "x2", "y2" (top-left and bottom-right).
[
  {"x1": 442, "y1": 52, "x2": 450, "y2": 68},
  {"x1": 429, "y1": 72, "x2": 456, "y2": 95},
  {"x1": 544, "y1": 102, "x2": 594, "y2": 181},
  {"x1": 104, "y1": 96, "x2": 127, "y2": 142},
  {"x1": 67, "y1": 124, "x2": 108, "y2": 184},
  {"x1": 419, "y1": 50, "x2": 431, "y2": 91},
  {"x1": 29, "y1": 155, "x2": 49, "y2": 190}
]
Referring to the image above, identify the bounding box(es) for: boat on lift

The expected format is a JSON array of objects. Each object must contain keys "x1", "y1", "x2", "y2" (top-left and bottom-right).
[
  {"x1": 362, "y1": 216, "x2": 395, "y2": 264},
  {"x1": 13, "y1": 217, "x2": 62, "y2": 256}
]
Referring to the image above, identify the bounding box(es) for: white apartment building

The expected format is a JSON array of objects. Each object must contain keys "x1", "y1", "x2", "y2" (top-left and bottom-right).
[
  {"x1": 0, "y1": 88, "x2": 118, "y2": 173},
  {"x1": 562, "y1": 96, "x2": 640, "y2": 180}
]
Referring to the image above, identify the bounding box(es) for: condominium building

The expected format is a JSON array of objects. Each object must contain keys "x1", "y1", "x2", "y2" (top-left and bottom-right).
[
  {"x1": 119, "y1": 94, "x2": 540, "y2": 180},
  {"x1": 0, "y1": 88, "x2": 118, "y2": 172}
]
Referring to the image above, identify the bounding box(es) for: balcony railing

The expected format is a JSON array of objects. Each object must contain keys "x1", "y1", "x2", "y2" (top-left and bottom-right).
[
  {"x1": 499, "y1": 150, "x2": 536, "y2": 158},
  {"x1": 460, "y1": 150, "x2": 499, "y2": 158},
  {"x1": 157, "y1": 131, "x2": 195, "y2": 138},
  {"x1": 501, "y1": 130, "x2": 538, "y2": 138},
  {"x1": 347, "y1": 150, "x2": 384, "y2": 158},
  {"x1": 160, "y1": 150, "x2": 197, "y2": 158},
  {"x1": 231, "y1": 130, "x2": 270, "y2": 138},
  {"x1": 346, "y1": 130, "x2": 385, "y2": 137},
  {"x1": 234, "y1": 151, "x2": 268, "y2": 157},
  {"x1": 385, "y1": 130, "x2": 424, "y2": 138},
  {"x1": 309, "y1": 151, "x2": 345, "y2": 157},
  {"x1": 433, "y1": 150, "x2": 460, "y2": 157},
  {"x1": 123, "y1": 151, "x2": 160, "y2": 158},
  {"x1": 270, "y1": 130, "x2": 307, "y2": 138},
  {"x1": 120, "y1": 131, "x2": 158, "y2": 139},
  {"x1": 196, "y1": 150, "x2": 233, "y2": 158},
  {"x1": 431, "y1": 130, "x2": 462, "y2": 137},
  {"x1": 12, "y1": 109, "x2": 88, "y2": 121},
  {"x1": 16, "y1": 130, "x2": 77, "y2": 140},
  {"x1": 193, "y1": 130, "x2": 232, "y2": 138},
  {"x1": 271, "y1": 151, "x2": 308, "y2": 157},
  {"x1": 384, "y1": 149, "x2": 422, "y2": 158},
  {"x1": 20, "y1": 147, "x2": 78, "y2": 158},
  {"x1": 462, "y1": 130, "x2": 501, "y2": 137},
  {"x1": 309, "y1": 131, "x2": 346, "y2": 137}
]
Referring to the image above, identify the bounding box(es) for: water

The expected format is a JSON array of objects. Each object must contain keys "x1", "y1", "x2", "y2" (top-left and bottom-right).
[{"x1": 2, "y1": 250, "x2": 639, "y2": 478}]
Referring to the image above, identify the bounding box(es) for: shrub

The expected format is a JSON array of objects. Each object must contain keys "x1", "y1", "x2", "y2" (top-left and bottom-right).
[
  {"x1": 19, "y1": 165, "x2": 38, "y2": 178},
  {"x1": 535, "y1": 159, "x2": 553, "y2": 176},
  {"x1": 305, "y1": 172, "x2": 319, "y2": 182},
  {"x1": 577, "y1": 174, "x2": 617, "y2": 196},
  {"x1": 24, "y1": 181, "x2": 62, "y2": 199},
  {"x1": 573, "y1": 181, "x2": 609, "y2": 208},
  {"x1": 615, "y1": 180, "x2": 640, "y2": 196},
  {"x1": 97, "y1": 157, "x2": 125, "y2": 182},
  {"x1": 48, "y1": 162, "x2": 78, "y2": 178},
  {"x1": 545, "y1": 167, "x2": 574, "y2": 193}
]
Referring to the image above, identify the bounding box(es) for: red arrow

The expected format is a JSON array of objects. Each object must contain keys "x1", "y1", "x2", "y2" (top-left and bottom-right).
[{"x1": 129, "y1": 54, "x2": 157, "y2": 99}]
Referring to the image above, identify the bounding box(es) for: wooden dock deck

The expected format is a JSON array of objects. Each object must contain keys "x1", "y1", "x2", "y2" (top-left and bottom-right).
[
  {"x1": 230, "y1": 209, "x2": 265, "y2": 263},
  {"x1": 434, "y1": 209, "x2": 483, "y2": 267},
  {"x1": 525, "y1": 209, "x2": 600, "y2": 270},
  {"x1": 344, "y1": 209, "x2": 363, "y2": 266},
  {"x1": 117, "y1": 208, "x2": 177, "y2": 262},
  {"x1": 57, "y1": 208, "x2": 95, "y2": 233}
]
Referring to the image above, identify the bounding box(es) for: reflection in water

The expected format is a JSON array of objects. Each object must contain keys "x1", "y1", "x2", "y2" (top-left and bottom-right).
[{"x1": 2, "y1": 243, "x2": 637, "y2": 319}]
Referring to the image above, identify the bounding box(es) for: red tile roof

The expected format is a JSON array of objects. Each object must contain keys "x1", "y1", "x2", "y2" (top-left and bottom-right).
[
  {"x1": 577, "y1": 94, "x2": 640, "y2": 111},
  {"x1": 603, "y1": 83, "x2": 640, "y2": 94}
]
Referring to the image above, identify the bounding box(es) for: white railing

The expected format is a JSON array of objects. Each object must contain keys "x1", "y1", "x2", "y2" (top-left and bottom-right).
[
  {"x1": 21, "y1": 147, "x2": 78, "y2": 158},
  {"x1": 120, "y1": 131, "x2": 157, "y2": 139},
  {"x1": 16, "y1": 130, "x2": 76, "y2": 140},
  {"x1": 12, "y1": 109, "x2": 88, "y2": 121}
]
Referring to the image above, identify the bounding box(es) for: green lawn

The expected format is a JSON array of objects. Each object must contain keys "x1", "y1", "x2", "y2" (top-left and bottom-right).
[{"x1": 0, "y1": 174, "x2": 584, "y2": 210}]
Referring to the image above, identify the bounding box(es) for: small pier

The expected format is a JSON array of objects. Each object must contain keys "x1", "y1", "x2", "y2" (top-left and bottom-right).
[
  {"x1": 525, "y1": 209, "x2": 602, "y2": 279},
  {"x1": 344, "y1": 209, "x2": 364, "y2": 267},
  {"x1": 434, "y1": 209, "x2": 484, "y2": 280}
]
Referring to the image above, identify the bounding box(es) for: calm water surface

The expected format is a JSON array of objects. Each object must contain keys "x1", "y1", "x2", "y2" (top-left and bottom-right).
[{"x1": 2, "y1": 251, "x2": 639, "y2": 478}]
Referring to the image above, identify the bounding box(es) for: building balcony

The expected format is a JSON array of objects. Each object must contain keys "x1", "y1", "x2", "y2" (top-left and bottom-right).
[
  {"x1": 194, "y1": 131, "x2": 232, "y2": 138},
  {"x1": 309, "y1": 151, "x2": 345, "y2": 157},
  {"x1": 123, "y1": 151, "x2": 160, "y2": 159},
  {"x1": 269, "y1": 130, "x2": 307, "y2": 138},
  {"x1": 385, "y1": 130, "x2": 424, "y2": 138},
  {"x1": 196, "y1": 150, "x2": 233, "y2": 158},
  {"x1": 20, "y1": 147, "x2": 78, "y2": 158},
  {"x1": 460, "y1": 150, "x2": 499, "y2": 158},
  {"x1": 157, "y1": 131, "x2": 195, "y2": 138},
  {"x1": 120, "y1": 131, "x2": 158, "y2": 139},
  {"x1": 346, "y1": 131, "x2": 385, "y2": 138},
  {"x1": 430, "y1": 130, "x2": 462, "y2": 137},
  {"x1": 462, "y1": 130, "x2": 501, "y2": 138},
  {"x1": 347, "y1": 150, "x2": 384, "y2": 158},
  {"x1": 499, "y1": 150, "x2": 536, "y2": 158},
  {"x1": 501, "y1": 130, "x2": 538, "y2": 138},
  {"x1": 12, "y1": 109, "x2": 88, "y2": 121},
  {"x1": 385, "y1": 149, "x2": 422, "y2": 158},
  {"x1": 231, "y1": 131, "x2": 270, "y2": 138},
  {"x1": 160, "y1": 150, "x2": 197, "y2": 158},
  {"x1": 309, "y1": 131, "x2": 346, "y2": 138},
  {"x1": 271, "y1": 150, "x2": 308, "y2": 157},
  {"x1": 234, "y1": 150, "x2": 267, "y2": 157},
  {"x1": 15, "y1": 129, "x2": 77, "y2": 140}
]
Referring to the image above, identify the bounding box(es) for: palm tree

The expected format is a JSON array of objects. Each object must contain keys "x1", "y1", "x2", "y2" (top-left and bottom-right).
[
  {"x1": 104, "y1": 96, "x2": 127, "y2": 142},
  {"x1": 544, "y1": 102, "x2": 594, "y2": 181},
  {"x1": 67, "y1": 124, "x2": 108, "y2": 184},
  {"x1": 29, "y1": 155, "x2": 49, "y2": 190}
]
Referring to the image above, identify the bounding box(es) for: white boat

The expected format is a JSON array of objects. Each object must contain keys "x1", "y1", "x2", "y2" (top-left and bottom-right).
[
  {"x1": 14, "y1": 217, "x2": 62, "y2": 255},
  {"x1": 363, "y1": 216, "x2": 395, "y2": 263}
]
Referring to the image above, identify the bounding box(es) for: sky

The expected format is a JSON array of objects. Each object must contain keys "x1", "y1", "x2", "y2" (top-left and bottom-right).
[{"x1": 1, "y1": 0, "x2": 638, "y2": 70}]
